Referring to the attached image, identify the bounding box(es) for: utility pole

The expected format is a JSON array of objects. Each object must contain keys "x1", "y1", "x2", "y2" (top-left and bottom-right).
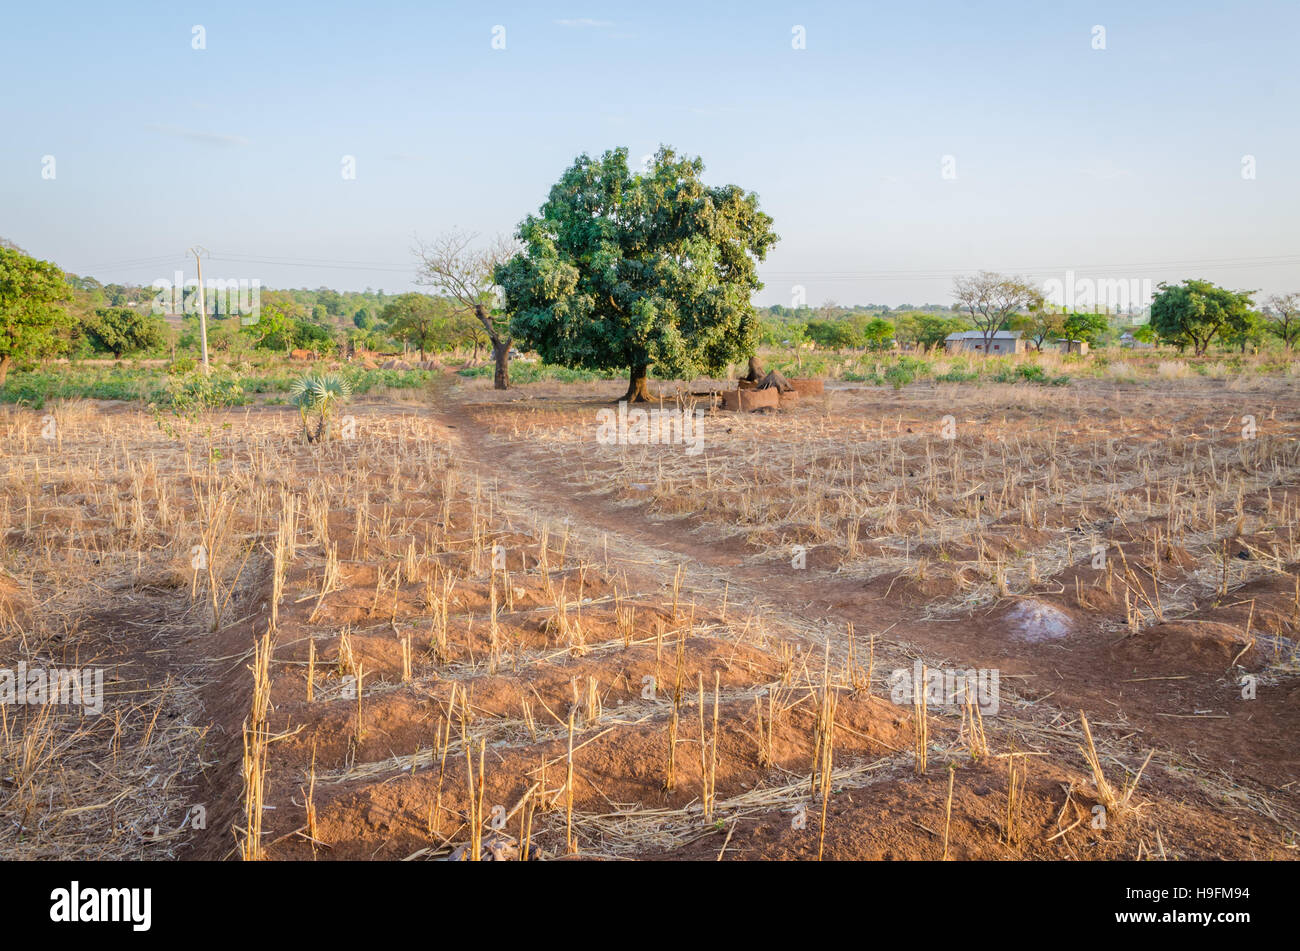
[{"x1": 189, "y1": 246, "x2": 210, "y2": 375}]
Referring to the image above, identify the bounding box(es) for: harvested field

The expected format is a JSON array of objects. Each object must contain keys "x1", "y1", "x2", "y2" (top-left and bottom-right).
[{"x1": 2, "y1": 372, "x2": 1297, "y2": 861}]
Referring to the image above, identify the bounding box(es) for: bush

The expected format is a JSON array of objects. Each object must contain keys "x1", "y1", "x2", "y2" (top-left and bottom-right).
[
  {"x1": 162, "y1": 369, "x2": 248, "y2": 416},
  {"x1": 348, "y1": 368, "x2": 434, "y2": 392},
  {"x1": 1015, "y1": 363, "x2": 1047, "y2": 382},
  {"x1": 884, "y1": 363, "x2": 916, "y2": 389},
  {"x1": 0, "y1": 368, "x2": 161, "y2": 408}
]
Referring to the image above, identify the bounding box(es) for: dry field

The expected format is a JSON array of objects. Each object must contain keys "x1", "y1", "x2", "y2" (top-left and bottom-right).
[{"x1": 1, "y1": 370, "x2": 1297, "y2": 860}]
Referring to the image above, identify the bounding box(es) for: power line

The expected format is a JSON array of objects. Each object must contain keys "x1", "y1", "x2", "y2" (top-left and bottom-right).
[
  {"x1": 77, "y1": 254, "x2": 190, "y2": 273},
  {"x1": 762, "y1": 254, "x2": 1300, "y2": 280},
  {"x1": 73, "y1": 249, "x2": 1300, "y2": 285},
  {"x1": 208, "y1": 253, "x2": 412, "y2": 274},
  {"x1": 214, "y1": 249, "x2": 1300, "y2": 279}
]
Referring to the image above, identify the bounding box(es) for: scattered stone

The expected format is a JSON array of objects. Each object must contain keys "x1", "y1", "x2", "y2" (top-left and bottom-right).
[{"x1": 1005, "y1": 598, "x2": 1072, "y2": 643}]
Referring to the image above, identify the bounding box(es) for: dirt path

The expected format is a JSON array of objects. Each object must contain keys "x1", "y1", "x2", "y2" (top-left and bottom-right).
[
  {"x1": 10, "y1": 386, "x2": 1290, "y2": 861},
  {"x1": 422, "y1": 375, "x2": 1300, "y2": 853}
]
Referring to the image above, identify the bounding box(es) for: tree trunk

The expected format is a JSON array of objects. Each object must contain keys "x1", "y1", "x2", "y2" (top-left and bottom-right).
[
  {"x1": 305, "y1": 414, "x2": 325, "y2": 444},
  {"x1": 743, "y1": 355, "x2": 764, "y2": 382},
  {"x1": 0, "y1": 355, "x2": 9, "y2": 387},
  {"x1": 624, "y1": 363, "x2": 652, "y2": 403},
  {"x1": 492, "y1": 339, "x2": 511, "y2": 390}
]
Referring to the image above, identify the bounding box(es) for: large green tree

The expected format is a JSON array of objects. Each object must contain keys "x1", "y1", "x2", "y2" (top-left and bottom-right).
[
  {"x1": 805, "y1": 319, "x2": 859, "y2": 350},
  {"x1": 0, "y1": 246, "x2": 71, "y2": 384},
  {"x1": 897, "y1": 312, "x2": 968, "y2": 351},
  {"x1": 83, "y1": 306, "x2": 166, "y2": 358},
  {"x1": 382, "y1": 292, "x2": 449, "y2": 360},
  {"x1": 1061, "y1": 311, "x2": 1110, "y2": 347},
  {"x1": 858, "y1": 317, "x2": 895, "y2": 351},
  {"x1": 1221, "y1": 309, "x2": 1267, "y2": 353},
  {"x1": 494, "y1": 146, "x2": 778, "y2": 401},
  {"x1": 1149, "y1": 279, "x2": 1255, "y2": 355},
  {"x1": 239, "y1": 290, "x2": 304, "y2": 353}
]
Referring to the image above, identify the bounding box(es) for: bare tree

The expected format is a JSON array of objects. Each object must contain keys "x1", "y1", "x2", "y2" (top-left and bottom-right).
[
  {"x1": 414, "y1": 230, "x2": 514, "y2": 389},
  {"x1": 1262, "y1": 293, "x2": 1300, "y2": 351},
  {"x1": 952, "y1": 271, "x2": 1043, "y2": 354}
]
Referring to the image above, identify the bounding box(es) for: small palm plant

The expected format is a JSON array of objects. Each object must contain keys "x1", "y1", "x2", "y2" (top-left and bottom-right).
[{"x1": 289, "y1": 371, "x2": 353, "y2": 443}]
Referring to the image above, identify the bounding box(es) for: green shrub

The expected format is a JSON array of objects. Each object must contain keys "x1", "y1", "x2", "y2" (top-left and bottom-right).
[
  {"x1": 349, "y1": 368, "x2": 434, "y2": 391},
  {"x1": 0, "y1": 368, "x2": 161, "y2": 408},
  {"x1": 842, "y1": 370, "x2": 883, "y2": 383},
  {"x1": 162, "y1": 369, "x2": 248, "y2": 416},
  {"x1": 1015, "y1": 363, "x2": 1047, "y2": 382},
  {"x1": 884, "y1": 363, "x2": 916, "y2": 389}
]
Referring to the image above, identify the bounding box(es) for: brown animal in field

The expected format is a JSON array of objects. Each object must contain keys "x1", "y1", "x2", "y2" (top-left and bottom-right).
[{"x1": 290, "y1": 349, "x2": 315, "y2": 361}]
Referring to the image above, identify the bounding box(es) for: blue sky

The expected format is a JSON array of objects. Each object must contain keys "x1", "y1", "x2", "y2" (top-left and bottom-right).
[{"x1": 3, "y1": 0, "x2": 1297, "y2": 306}]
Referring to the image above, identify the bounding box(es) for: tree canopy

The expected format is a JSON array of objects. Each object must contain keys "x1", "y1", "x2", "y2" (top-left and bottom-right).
[
  {"x1": 0, "y1": 246, "x2": 71, "y2": 383},
  {"x1": 1011, "y1": 307, "x2": 1066, "y2": 351},
  {"x1": 381, "y1": 293, "x2": 452, "y2": 360},
  {"x1": 494, "y1": 146, "x2": 778, "y2": 401},
  {"x1": 896, "y1": 312, "x2": 969, "y2": 350},
  {"x1": 1061, "y1": 311, "x2": 1110, "y2": 347},
  {"x1": 1150, "y1": 279, "x2": 1255, "y2": 355},
  {"x1": 83, "y1": 306, "x2": 166, "y2": 358}
]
